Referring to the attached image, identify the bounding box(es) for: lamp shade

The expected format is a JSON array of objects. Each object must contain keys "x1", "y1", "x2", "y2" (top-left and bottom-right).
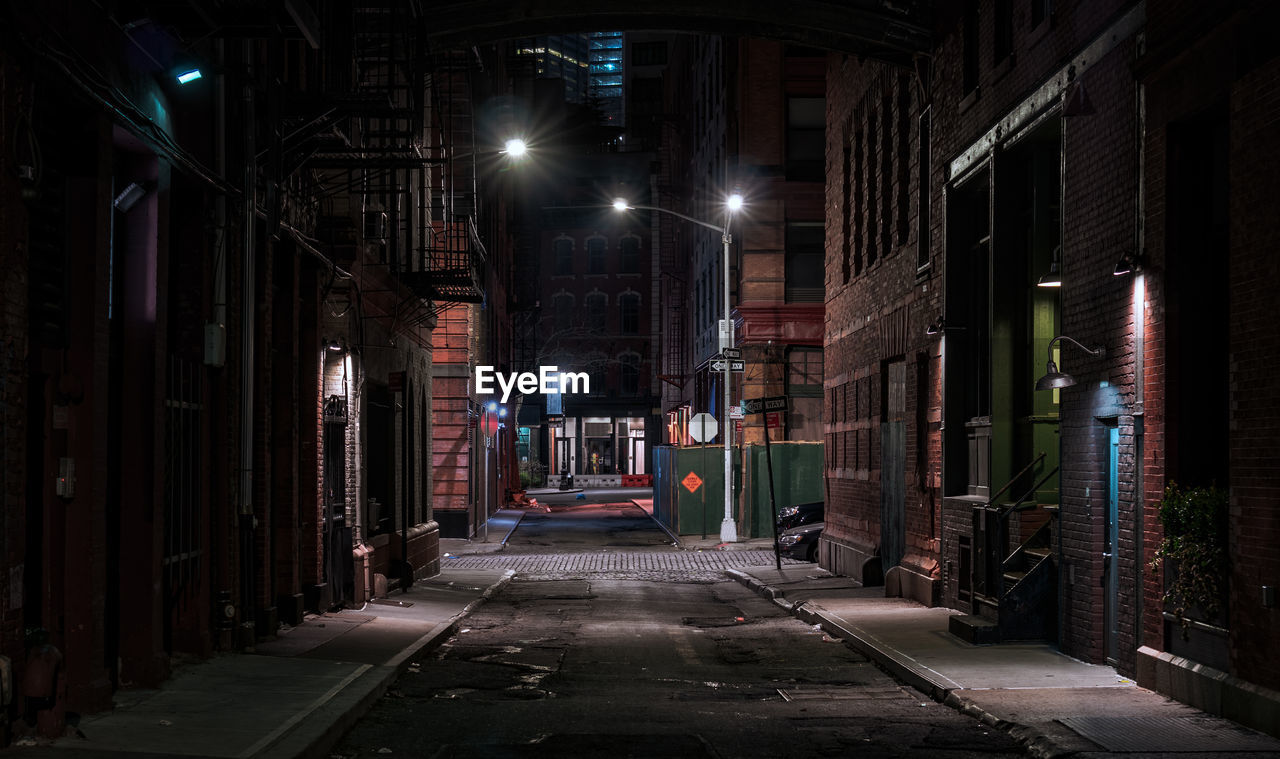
[{"x1": 1035, "y1": 359, "x2": 1077, "y2": 391}]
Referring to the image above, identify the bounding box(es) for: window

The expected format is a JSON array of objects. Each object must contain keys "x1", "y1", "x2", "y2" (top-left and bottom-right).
[
  {"x1": 841, "y1": 117, "x2": 853, "y2": 284},
  {"x1": 586, "y1": 291, "x2": 607, "y2": 334},
  {"x1": 897, "y1": 75, "x2": 912, "y2": 247},
  {"x1": 994, "y1": 0, "x2": 1013, "y2": 63},
  {"x1": 619, "y1": 236, "x2": 640, "y2": 273},
  {"x1": 619, "y1": 292, "x2": 640, "y2": 334},
  {"x1": 917, "y1": 107, "x2": 932, "y2": 270},
  {"x1": 787, "y1": 97, "x2": 826, "y2": 181},
  {"x1": 787, "y1": 348, "x2": 823, "y2": 397},
  {"x1": 786, "y1": 223, "x2": 825, "y2": 303},
  {"x1": 963, "y1": 1, "x2": 980, "y2": 94},
  {"x1": 554, "y1": 237, "x2": 573, "y2": 274},
  {"x1": 588, "y1": 237, "x2": 606, "y2": 274},
  {"x1": 585, "y1": 352, "x2": 608, "y2": 395},
  {"x1": 1031, "y1": 0, "x2": 1051, "y2": 29},
  {"x1": 631, "y1": 41, "x2": 667, "y2": 66},
  {"x1": 620, "y1": 353, "x2": 640, "y2": 396},
  {"x1": 553, "y1": 292, "x2": 574, "y2": 332}
]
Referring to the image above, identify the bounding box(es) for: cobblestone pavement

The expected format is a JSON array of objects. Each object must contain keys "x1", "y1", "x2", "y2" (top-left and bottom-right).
[{"x1": 441, "y1": 550, "x2": 804, "y2": 582}]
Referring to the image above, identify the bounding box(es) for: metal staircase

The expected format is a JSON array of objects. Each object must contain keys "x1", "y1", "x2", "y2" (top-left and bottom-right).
[{"x1": 951, "y1": 453, "x2": 1060, "y2": 644}]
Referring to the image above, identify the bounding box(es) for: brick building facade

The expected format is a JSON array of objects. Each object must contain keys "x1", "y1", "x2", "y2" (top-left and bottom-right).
[
  {"x1": 657, "y1": 36, "x2": 826, "y2": 458},
  {"x1": 822, "y1": 0, "x2": 1280, "y2": 732},
  {"x1": 0, "y1": 2, "x2": 517, "y2": 735}
]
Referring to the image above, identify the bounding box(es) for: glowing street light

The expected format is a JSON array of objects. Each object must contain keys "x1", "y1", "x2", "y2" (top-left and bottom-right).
[
  {"x1": 613, "y1": 194, "x2": 744, "y2": 542},
  {"x1": 503, "y1": 138, "x2": 528, "y2": 158}
]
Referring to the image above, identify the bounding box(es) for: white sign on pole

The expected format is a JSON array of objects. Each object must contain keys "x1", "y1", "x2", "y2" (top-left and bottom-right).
[{"x1": 689, "y1": 412, "x2": 719, "y2": 443}]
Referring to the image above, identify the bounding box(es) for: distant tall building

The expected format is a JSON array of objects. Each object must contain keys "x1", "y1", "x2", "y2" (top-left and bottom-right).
[
  {"x1": 588, "y1": 31, "x2": 625, "y2": 127},
  {"x1": 512, "y1": 35, "x2": 591, "y2": 104}
]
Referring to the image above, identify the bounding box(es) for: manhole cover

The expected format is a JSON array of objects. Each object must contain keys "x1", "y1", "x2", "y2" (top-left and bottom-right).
[{"x1": 1057, "y1": 716, "x2": 1280, "y2": 753}]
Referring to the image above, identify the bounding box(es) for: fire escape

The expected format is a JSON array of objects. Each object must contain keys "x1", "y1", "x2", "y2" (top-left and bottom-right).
[{"x1": 302, "y1": 2, "x2": 485, "y2": 321}]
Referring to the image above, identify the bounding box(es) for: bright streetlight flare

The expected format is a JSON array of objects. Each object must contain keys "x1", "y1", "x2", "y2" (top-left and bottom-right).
[
  {"x1": 504, "y1": 138, "x2": 528, "y2": 157},
  {"x1": 612, "y1": 198, "x2": 630, "y2": 211},
  {"x1": 726, "y1": 193, "x2": 744, "y2": 212}
]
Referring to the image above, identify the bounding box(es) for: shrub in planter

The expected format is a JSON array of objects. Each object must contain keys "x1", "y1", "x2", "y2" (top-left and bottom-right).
[{"x1": 1150, "y1": 482, "x2": 1229, "y2": 639}]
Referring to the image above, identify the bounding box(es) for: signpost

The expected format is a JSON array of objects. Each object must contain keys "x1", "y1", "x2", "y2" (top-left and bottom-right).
[
  {"x1": 743, "y1": 396, "x2": 789, "y2": 570},
  {"x1": 687, "y1": 412, "x2": 718, "y2": 539}
]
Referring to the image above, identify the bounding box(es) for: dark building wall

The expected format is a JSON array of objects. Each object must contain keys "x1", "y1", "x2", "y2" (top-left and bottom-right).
[{"x1": 1139, "y1": 2, "x2": 1280, "y2": 694}]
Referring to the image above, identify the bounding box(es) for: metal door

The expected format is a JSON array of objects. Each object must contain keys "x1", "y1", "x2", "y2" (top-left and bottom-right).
[
  {"x1": 881, "y1": 361, "x2": 907, "y2": 573},
  {"x1": 1106, "y1": 426, "x2": 1120, "y2": 663}
]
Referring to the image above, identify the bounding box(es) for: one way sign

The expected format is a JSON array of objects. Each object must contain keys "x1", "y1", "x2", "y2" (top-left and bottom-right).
[
  {"x1": 741, "y1": 395, "x2": 788, "y2": 415},
  {"x1": 710, "y1": 359, "x2": 745, "y2": 372}
]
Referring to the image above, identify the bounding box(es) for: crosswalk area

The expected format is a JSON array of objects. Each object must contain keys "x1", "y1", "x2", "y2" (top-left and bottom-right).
[{"x1": 441, "y1": 550, "x2": 803, "y2": 582}]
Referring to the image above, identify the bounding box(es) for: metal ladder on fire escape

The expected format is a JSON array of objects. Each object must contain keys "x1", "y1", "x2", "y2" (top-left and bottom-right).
[
  {"x1": 396, "y1": 47, "x2": 485, "y2": 310},
  {"x1": 950, "y1": 451, "x2": 1060, "y2": 644}
]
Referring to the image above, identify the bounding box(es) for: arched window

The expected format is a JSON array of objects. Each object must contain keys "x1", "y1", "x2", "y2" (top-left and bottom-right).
[
  {"x1": 585, "y1": 291, "x2": 607, "y2": 334},
  {"x1": 587, "y1": 236, "x2": 607, "y2": 274},
  {"x1": 554, "y1": 237, "x2": 574, "y2": 275},
  {"x1": 552, "y1": 291, "x2": 575, "y2": 332},
  {"x1": 619, "y1": 291, "x2": 641, "y2": 334},
  {"x1": 619, "y1": 352, "x2": 641, "y2": 396},
  {"x1": 584, "y1": 351, "x2": 608, "y2": 395},
  {"x1": 619, "y1": 235, "x2": 641, "y2": 273}
]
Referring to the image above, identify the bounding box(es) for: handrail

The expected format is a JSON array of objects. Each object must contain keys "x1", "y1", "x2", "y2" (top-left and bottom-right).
[
  {"x1": 999, "y1": 465, "x2": 1060, "y2": 523},
  {"x1": 984, "y1": 451, "x2": 1046, "y2": 508}
]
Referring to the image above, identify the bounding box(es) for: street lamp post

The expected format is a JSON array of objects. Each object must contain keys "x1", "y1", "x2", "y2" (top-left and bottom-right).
[{"x1": 614, "y1": 195, "x2": 742, "y2": 543}]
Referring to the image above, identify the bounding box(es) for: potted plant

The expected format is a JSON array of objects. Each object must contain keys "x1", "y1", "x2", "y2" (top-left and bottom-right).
[{"x1": 1150, "y1": 482, "x2": 1229, "y2": 639}]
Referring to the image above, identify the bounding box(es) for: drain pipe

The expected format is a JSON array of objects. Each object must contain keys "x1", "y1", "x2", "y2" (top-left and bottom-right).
[
  {"x1": 1132, "y1": 64, "x2": 1147, "y2": 647},
  {"x1": 238, "y1": 44, "x2": 258, "y2": 639}
]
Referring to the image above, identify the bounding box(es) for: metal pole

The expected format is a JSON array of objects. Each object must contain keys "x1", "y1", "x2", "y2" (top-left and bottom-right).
[
  {"x1": 764, "y1": 418, "x2": 781, "y2": 571},
  {"x1": 701, "y1": 439, "x2": 707, "y2": 540},
  {"x1": 720, "y1": 231, "x2": 737, "y2": 543}
]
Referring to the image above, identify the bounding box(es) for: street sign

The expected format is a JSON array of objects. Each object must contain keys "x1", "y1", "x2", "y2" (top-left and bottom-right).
[
  {"x1": 729, "y1": 405, "x2": 745, "y2": 420},
  {"x1": 689, "y1": 412, "x2": 718, "y2": 443},
  {"x1": 742, "y1": 395, "x2": 788, "y2": 415},
  {"x1": 721, "y1": 348, "x2": 741, "y2": 359},
  {"x1": 709, "y1": 359, "x2": 745, "y2": 373},
  {"x1": 766, "y1": 412, "x2": 782, "y2": 429},
  {"x1": 681, "y1": 471, "x2": 704, "y2": 493}
]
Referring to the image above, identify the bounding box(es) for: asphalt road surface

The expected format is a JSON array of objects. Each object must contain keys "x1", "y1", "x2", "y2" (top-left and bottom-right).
[{"x1": 332, "y1": 501, "x2": 1026, "y2": 758}]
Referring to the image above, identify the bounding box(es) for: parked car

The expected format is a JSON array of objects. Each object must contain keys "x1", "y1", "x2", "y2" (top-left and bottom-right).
[
  {"x1": 778, "y1": 521, "x2": 824, "y2": 563},
  {"x1": 775, "y1": 501, "x2": 824, "y2": 532}
]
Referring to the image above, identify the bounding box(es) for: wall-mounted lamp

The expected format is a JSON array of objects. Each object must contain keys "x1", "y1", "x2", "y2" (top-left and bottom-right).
[
  {"x1": 1113, "y1": 249, "x2": 1145, "y2": 277},
  {"x1": 1037, "y1": 246, "x2": 1063, "y2": 288},
  {"x1": 925, "y1": 316, "x2": 946, "y2": 336},
  {"x1": 325, "y1": 337, "x2": 347, "y2": 353},
  {"x1": 1035, "y1": 335, "x2": 1105, "y2": 391}
]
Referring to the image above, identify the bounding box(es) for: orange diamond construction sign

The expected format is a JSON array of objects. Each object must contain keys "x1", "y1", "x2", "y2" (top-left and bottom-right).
[{"x1": 681, "y1": 471, "x2": 703, "y2": 493}]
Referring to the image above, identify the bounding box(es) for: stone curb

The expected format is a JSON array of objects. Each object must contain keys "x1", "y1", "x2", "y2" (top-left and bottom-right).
[
  {"x1": 260, "y1": 569, "x2": 516, "y2": 759},
  {"x1": 724, "y1": 568, "x2": 1072, "y2": 759}
]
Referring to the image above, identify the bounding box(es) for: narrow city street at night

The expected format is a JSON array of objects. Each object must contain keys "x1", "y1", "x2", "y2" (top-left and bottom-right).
[
  {"x1": 3, "y1": 2, "x2": 1280, "y2": 756},
  {"x1": 334, "y1": 499, "x2": 1026, "y2": 759}
]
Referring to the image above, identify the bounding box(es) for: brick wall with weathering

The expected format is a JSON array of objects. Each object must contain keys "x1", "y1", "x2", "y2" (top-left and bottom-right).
[{"x1": 822, "y1": 48, "x2": 940, "y2": 592}]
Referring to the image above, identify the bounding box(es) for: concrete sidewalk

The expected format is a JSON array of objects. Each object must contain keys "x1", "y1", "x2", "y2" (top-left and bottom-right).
[
  {"x1": 629, "y1": 496, "x2": 778, "y2": 552},
  {"x1": 440, "y1": 508, "x2": 525, "y2": 557},
  {"x1": 13, "y1": 568, "x2": 513, "y2": 759},
  {"x1": 729, "y1": 565, "x2": 1280, "y2": 757}
]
